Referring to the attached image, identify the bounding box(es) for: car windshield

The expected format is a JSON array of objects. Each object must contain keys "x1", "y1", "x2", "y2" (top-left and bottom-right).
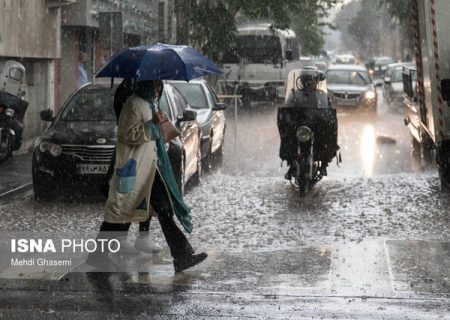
[
  {"x1": 171, "y1": 83, "x2": 208, "y2": 109},
  {"x1": 391, "y1": 68, "x2": 404, "y2": 82},
  {"x1": 222, "y1": 35, "x2": 282, "y2": 64},
  {"x1": 59, "y1": 87, "x2": 115, "y2": 122},
  {"x1": 375, "y1": 58, "x2": 395, "y2": 66},
  {"x1": 326, "y1": 70, "x2": 370, "y2": 85}
]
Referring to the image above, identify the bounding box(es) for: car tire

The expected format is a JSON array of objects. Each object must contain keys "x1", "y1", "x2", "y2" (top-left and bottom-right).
[
  {"x1": 201, "y1": 137, "x2": 212, "y2": 172},
  {"x1": 191, "y1": 143, "x2": 202, "y2": 186},
  {"x1": 212, "y1": 134, "x2": 225, "y2": 166},
  {"x1": 0, "y1": 132, "x2": 13, "y2": 163},
  {"x1": 32, "y1": 168, "x2": 56, "y2": 201}
]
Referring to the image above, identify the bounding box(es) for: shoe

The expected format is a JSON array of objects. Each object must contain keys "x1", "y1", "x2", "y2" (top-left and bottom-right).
[
  {"x1": 118, "y1": 237, "x2": 138, "y2": 254},
  {"x1": 134, "y1": 237, "x2": 163, "y2": 253},
  {"x1": 285, "y1": 165, "x2": 296, "y2": 180},
  {"x1": 85, "y1": 252, "x2": 117, "y2": 271},
  {"x1": 173, "y1": 252, "x2": 208, "y2": 273}
]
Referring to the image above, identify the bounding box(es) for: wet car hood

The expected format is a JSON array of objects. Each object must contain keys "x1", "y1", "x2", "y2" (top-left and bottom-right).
[
  {"x1": 44, "y1": 120, "x2": 117, "y2": 145},
  {"x1": 327, "y1": 84, "x2": 369, "y2": 93}
]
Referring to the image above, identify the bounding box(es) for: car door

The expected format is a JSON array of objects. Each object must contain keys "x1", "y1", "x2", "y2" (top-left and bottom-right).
[{"x1": 167, "y1": 85, "x2": 199, "y2": 179}]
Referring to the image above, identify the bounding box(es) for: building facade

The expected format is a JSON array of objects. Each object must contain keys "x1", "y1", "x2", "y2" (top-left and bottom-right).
[{"x1": 0, "y1": 0, "x2": 176, "y2": 153}]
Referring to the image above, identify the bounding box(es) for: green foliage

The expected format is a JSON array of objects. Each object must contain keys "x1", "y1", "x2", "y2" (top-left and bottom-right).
[
  {"x1": 385, "y1": 0, "x2": 413, "y2": 51},
  {"x1": 186, "y1": 0, "x2": 341, "y2": 58}
]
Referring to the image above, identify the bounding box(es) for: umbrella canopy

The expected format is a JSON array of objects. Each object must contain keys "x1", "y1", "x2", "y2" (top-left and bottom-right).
[{"x1": 95, "y1": 43, "x2": 222, "y2": 81}]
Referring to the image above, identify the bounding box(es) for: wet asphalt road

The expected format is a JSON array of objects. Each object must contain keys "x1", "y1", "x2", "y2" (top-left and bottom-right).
[{"x1": 0, "y1": 92, "x2": 449, "y2": 319}]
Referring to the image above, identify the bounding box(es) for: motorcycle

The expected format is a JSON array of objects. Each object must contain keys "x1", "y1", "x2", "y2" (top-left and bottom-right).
[
  {"x1": 0, "y1": 61, "x2": 28, "y2": 162},
  {"x1": 277, "y1": 68, "x2": 340, "y2": 194}
]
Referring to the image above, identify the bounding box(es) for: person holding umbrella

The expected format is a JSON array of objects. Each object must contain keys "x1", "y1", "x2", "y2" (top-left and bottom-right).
[
  {"x1": 87, "y1": 43, "x2": 222, "y2": 273},
  {"x1": 87, "y1": 79, "x2": 207, "y2": 272},
  {"x1": 102, "y1": 78, "x2": 162, "y2": 254}
]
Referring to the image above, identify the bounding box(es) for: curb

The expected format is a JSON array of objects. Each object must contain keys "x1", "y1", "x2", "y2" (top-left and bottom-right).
[{"x1": 0, "y1": 182, "x2": 33, "y2": 201}]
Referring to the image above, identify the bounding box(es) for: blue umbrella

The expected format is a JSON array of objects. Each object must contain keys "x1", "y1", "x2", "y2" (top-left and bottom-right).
[{"x1": 95, "y1": 43, "x2": 222, "y2": 81}]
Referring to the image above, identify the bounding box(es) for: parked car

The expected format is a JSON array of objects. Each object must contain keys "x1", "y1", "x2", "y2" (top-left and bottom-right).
[
  {"x1": 169, "y1": 79, "x2": 227, "y2": 169},
  {"x1": 32, "y1": 82, "x2": 201, "y2": 200},
  {"x1": 383, "y1": 62, "x2": 416, "y2": 109},
  {"x1": 326, "y1": 64, "x2": 380, "y2": 113},
  {"x1": 366, "y1": 56, "x2": 395, "y2": 79}
]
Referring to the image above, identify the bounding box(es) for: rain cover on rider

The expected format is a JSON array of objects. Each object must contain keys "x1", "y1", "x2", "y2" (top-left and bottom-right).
[{"x1": 277, "y1": 69, "x2": 338, "y2": 163}]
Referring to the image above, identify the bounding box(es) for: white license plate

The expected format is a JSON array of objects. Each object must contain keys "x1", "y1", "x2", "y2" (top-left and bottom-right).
[
  {"x1": 76, "y1": 164, "x2": 109, "y2": 175},
  {"x1": 339, "y1": 100, "x2": 358, "y2": 106}
]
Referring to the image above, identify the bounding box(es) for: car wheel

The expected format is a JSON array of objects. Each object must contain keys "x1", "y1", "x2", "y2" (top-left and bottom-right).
[
  {"x1": 0, "y1": 132, "x2": 13, "y2": 163},
  {"x1": 32, "y1": 166, "x2": 56, "y2": 201},
  {"x1": 191, "y1": 143, "x2": 202, "y2": 186},
  {"x1": 212, "y1": 133, "x2": 225, "y2": 166},
  {"x1": 201, "y1": 137, "x2": 212, "y2": 172}
]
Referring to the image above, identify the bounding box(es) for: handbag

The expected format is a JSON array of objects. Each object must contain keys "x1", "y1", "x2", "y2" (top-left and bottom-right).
[{"x1": 156, "y1": 108, "x2": 180, "y2": 143}]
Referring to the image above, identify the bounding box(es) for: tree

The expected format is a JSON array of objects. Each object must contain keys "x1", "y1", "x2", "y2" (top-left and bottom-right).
[
  {"x1": 181, "y1": 0, "x2": 341, "y2": 58},
  {"x1": 385, "y1": 0, "x2": 413, "y2": 54}
]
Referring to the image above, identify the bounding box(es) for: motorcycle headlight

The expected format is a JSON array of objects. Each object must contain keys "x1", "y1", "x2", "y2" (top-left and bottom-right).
[
  {"x1": 39, "y1": 141, "x2": 62, "y2": 157},
  {"x1": 296, "y1": 126, "x2": 313, "y2": 142},
  {"x1": 5, "y1": 108, "x2": 14, "y2": 117},
  {"x1": 365, "y1": 90, "x2": 376, "y2": 100}
]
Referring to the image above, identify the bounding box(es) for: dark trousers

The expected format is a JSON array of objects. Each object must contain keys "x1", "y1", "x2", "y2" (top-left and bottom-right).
[{"x1": 99, "y1": 171, "x2": 193, "y2": 260}]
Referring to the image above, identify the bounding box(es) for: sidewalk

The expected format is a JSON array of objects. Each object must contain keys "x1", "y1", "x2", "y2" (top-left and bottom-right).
[{"x1": 0, "y1": 152, "x2": 33, "y2": 197}]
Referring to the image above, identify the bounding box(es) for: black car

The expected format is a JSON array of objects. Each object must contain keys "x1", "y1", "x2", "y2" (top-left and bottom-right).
[
  {"x1": 366, "y1": 56, "x2": 395, "y2": 79},
  {"x1": 32, "y1": 82, "x2": 201, "y2": 200}
]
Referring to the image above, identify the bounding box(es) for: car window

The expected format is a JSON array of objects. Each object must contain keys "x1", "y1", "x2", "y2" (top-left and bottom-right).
[
  {"x1": 375, "y1": 58, "x2": 395, "y2": 66},
  {"x1": 158, "y1": 91, "x2": 173, "y2": 121},
  {"x1": 206, "y1": 83, "x2": 220, "y2": 103},
  {"x1": 203, "y1": 84, "x2": 217, "y2": 106},
  {"x1": 172, "y1": 83, "x2": 208, "y2": 109},
  {"x1": 326, "y1": 70, "x2": 369, "y2": 86},
  {"x1": 391, "y1": 68, "x2": 403, "y2": 82},
  {"x1": 171, "y1": 87, "x2": 189, "y2": 115},
  {"x1": 59, "y1": 87, "x2": 115, "y2": 122}
]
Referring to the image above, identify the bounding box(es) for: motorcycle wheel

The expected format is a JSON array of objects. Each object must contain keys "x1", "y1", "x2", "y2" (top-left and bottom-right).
[
  {"x1": 297, "y1": 178, "x2": 310, "y2": 194},
  {"x1": 0, "y1": 131, "x2": 13, "y2": 163}
]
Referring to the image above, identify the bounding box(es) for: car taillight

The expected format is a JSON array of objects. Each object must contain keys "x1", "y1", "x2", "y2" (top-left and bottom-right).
[{"x1": 0, "y1": 106, "x2": 4, "y2": 113}]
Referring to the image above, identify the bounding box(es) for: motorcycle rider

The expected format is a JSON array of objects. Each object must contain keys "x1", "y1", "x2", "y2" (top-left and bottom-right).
[{"x1": 279, "y1": 68, "x2": 333, "y2": 180}]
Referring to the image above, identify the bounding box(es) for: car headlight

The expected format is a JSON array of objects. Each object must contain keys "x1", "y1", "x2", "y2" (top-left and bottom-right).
[
  {"x1": 39, "y1": 141, "x2": 62, "y2": 157},
  {"x1": 5, "y1": 108, "x2": 15, "y2": 117},
  {"x1": 296, "y1": 126, "x2": 313, "y2": 142},
  {"x1": 365, "y1": 90, "x2": 376, "y2": 100}
]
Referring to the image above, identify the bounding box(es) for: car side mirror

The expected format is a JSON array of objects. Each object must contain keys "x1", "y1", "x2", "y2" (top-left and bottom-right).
[
  {"x1": 40, "y1": 109, "x2": 54, "y2": 122},
  {"x1": 212, "y1": 103, "x2": 227, "y2": 111},
  {"x1": 178, "y1": 110, "x2": 197, "y2": 122},
  {"x1": 317, "y1": 72, "x2": 326, "y2": 81},
  {"x1": 441, "y1": 79, "x2": 450, "y2": 101}
]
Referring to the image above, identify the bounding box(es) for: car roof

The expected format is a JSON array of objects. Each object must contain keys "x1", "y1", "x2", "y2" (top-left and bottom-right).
[
  {"x1": 387, "y1": 62, "x2": 415, "y2": 69},
  {"x1": 167, "y1": 79, "x2": 205, "y2": 85},
  {"x1": 327, "y1": 64, "x2": 368, "y2": 72}
]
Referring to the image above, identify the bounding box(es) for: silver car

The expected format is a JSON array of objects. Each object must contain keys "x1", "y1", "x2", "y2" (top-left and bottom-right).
[
  {"x1": 169, "y1": 79, "x2": 227, "y2": 169},
  {"x1": 326, "y1": 64, "x2": 381, "y2": 114}
]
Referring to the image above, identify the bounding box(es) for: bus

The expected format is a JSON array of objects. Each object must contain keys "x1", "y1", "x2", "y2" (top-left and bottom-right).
[{"x1": 220, "y1": 23, "x2": 301, "y2": 106}]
